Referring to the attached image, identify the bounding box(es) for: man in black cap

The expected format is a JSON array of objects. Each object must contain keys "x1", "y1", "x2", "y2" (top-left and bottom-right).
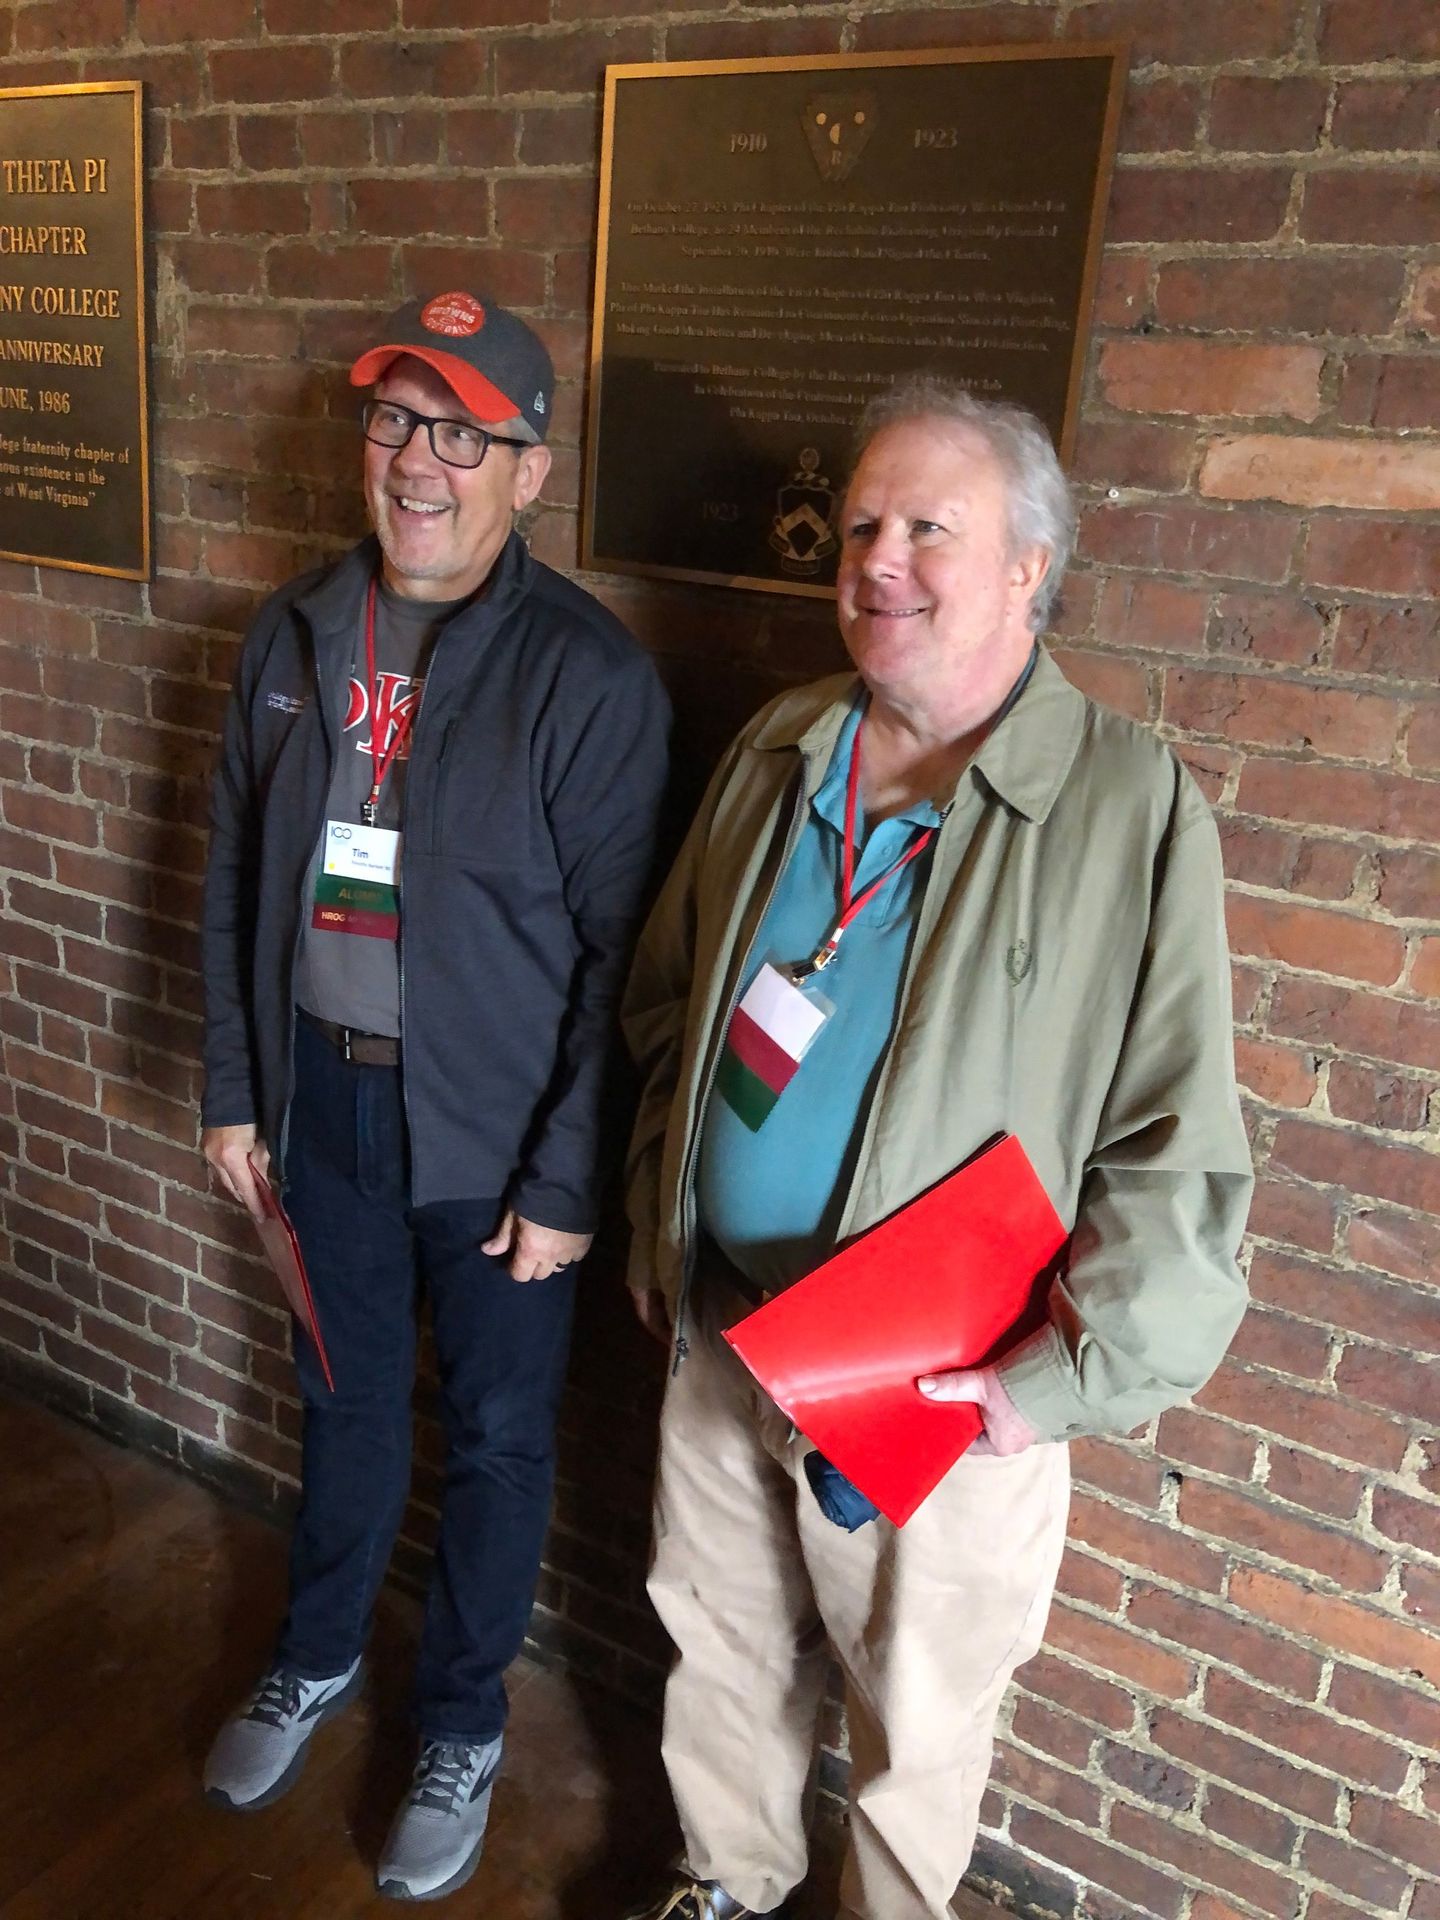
[{"x1": 199, "y1": 292, "x2": 669, "y2": 1900}]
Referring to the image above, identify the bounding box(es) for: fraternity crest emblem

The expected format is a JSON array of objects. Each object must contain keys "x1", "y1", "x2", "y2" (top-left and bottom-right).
[
  {"x1": 769, "y1": 448, "x2": 838, "y2": 577},
  {"x1": 802, "y1": 92, "x2": 878, "y2": 185}
]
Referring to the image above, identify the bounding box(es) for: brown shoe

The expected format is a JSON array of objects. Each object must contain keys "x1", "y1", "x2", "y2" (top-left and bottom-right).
[{"x1": 623, "y1": 1873, "x2": 785, "y2": 1920}]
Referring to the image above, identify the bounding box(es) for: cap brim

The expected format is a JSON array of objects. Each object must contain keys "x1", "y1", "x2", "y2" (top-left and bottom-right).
[{"x1": 348, "y1": 344, "x2": 540, "y2": 444}]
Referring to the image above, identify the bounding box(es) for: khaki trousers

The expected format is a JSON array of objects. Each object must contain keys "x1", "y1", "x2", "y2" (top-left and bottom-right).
[{"x1": 648, "y1": 1279, "x2": 1069, "y2": 1920}]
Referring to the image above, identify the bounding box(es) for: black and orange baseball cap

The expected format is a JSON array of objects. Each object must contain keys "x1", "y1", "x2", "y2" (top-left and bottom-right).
[{"x1": 349, "y1": 291, "x2": 554, "y2": 445}]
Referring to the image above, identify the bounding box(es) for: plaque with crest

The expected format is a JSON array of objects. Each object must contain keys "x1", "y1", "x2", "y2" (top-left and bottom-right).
[{"x1": 583, "y1": 46, "x2": 1125, "y2": 598}]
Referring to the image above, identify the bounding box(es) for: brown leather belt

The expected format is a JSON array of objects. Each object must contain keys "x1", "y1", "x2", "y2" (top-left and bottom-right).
[{"x1": 300, "y1": 1009, "x2": 400, "y2": 1067}]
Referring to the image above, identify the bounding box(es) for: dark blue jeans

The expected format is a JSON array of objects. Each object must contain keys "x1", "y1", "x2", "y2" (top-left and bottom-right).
[{"x1": 276, "y1": 1014, "x2": 577, "y2": 1743}]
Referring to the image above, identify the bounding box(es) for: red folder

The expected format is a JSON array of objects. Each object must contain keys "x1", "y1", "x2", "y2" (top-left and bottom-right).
[
  {"x1": 722, "y1": 1135, "x2": 1067, "y2": 1525},
  {"x1": 247, "y1": 1155, "x2": 335, "y2": 1393}
]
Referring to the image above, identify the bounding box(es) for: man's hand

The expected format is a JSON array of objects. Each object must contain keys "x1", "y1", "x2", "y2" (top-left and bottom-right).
[
  {"x1": 916, "y1": 1363, "x2": 1038, "y2": 1457},
  {"x1": 629, "y1": 1285, "x2": 673, "y2": 1346},
  {"x1": 481, "y1": 1210, "x2": 592, "y2": 1283},
  {"x1": 202, "y1": 1124, "x2": 270, "y2": 1222}
]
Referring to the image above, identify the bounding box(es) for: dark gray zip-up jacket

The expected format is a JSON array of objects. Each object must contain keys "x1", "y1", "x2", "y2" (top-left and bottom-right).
[{"x1": 201, "y1": 531, "x2": 670, "y2": 1227}]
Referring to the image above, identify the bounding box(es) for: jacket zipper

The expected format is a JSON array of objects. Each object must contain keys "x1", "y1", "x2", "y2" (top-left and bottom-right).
[
  {"x1": 670, "y1": 763, "x2": 810, "y2": 1371},
  {"x1": 277, "y1": 629, "x2": 341, "y2": 1184}
]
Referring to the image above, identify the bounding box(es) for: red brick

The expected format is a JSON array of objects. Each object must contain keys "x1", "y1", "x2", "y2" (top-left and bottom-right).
[
  {"x1": 1081, "y1": 502, "x2": 1296, "y2": 585},
  {"x1": 338, "y1": 37, "x2": 487, "y2": 100},
  {"x1": 194, "y1": 182, "x2": 312, "y2": 237},
  {"x1": 1181, "y1": 1479, "x2": 1391, "y2": 1592},
  {"x1": 1329, "y1": 1661, "x2": 1440, "y2": 1754},
  {"x1": 1099, "y1": 1738, "x2": 1197, "y2": 1809},
  {"x1": 1407, "y1": 265, "x2": 1440, "y2": 338},
  {"x1": 1008, "y1": 1805, "x2": 1183, "y2": 1917},
  {"x1": 1171, "y1": 670, "x2": 1401, "y2": 762},
  {"x1": 297, "y1": 110, "x2": 372, "y2": 169},
  {"x1": 1347, "y1": 1208, "x2": 1440, "y2": 1283},
  {"x1": 1334, "y1": 1343, "x2": 1438, "y2": 1425},
  {"x1": 494, "y1": 176, "x2": 596, "y2": 249},
  {"x1": 1303, "y1": 170, "x2": 1440, "y2": 247},
  {"x1": 1204, "y1": 433, "x2": 1440, "y2": 514},
  {"x1": 1068, "y1": 0, "x2": 1297, "y2": 61},
  {"x1": 1376, "y1": 847, "x2": 1440, "y2": 920},
  {"x1": 1225, "y1": 895, "x2": 1405, "y2": 987},
  {"x1": 516, "y1": 104, "x2": 596, "y2": 168},
  {"x1": 78, "y1": 1308, "x2": 172, "y2": 1380},
  {"x1": 1207, "y1": 1668, "x2": 1409, "y2": 1789},
  {"x1": 40, "y1": 1329, "x2": 126, "y2": 1398},
  {"x1": 990, "y1": 1741, "x2": 1103, "y2": 1827},
  {"x1": 1056, "y1": 1546, "x2": 1127, "y2": 1614},
  {"x1": 1300, "y1": 1830, "x2": 1411, "y2": 1910},
  {"x1": 1156, "y1": 1408, "x2": 1258, "y2": 1481},
  {"x1": 1236, "y1": 759, "x2": 1440, "y2": 844},
  {"x1": 1264, "y1": 1447, "x2": 1365, "y2": 1523},
  {"x1": 1208, "y1": 591, "x2": 1326, "y2": 668},
  {"x1": 1128, "y1": 1584, "x2": 1322, "y2": 1698},
  {"x1": 13, "y1": 0, "x2": 126, "y2": 51},
  {"x1": 1221, "y1": 823, "x2": 1357, "y2": 902},
  {"x1": 1069, "y1": 1492, "x2": 1230, "y2": 1594},
  {"x1": 1272, "y1": 1117, "x2": 1440, "y2": 1216},
  {"x1": 1010, "y1": 1696, "x2": 1095, "y2": 1771},
  {"x1": 1340, "y1": 353, "x2": 1440, "y2": 434},
  {"x1": 266, "y1": 0, "x2": 396, "y2": 26},
  {"x1": 1210, "y1": 76, "x2": 1328, "y2": 153},
  {"x1": 1413, "y1": 706, "x2": 1440, "y2": 775},
  {"x1": 1093, "y1": 575, "x2": 1210, "y2": 654},
  {"x1": 1250, "y1": 1249, "x2": 1440, "y2": 1356},
  {"x1": 1070, "y1": 1438, "x2": 1166, "y2": 1510},
  {"x1": 662, "y1": 17, "x2": 841, "y2": 63},
  {"x1": 1108, "y1": 1802, "x2": 1298, "y2": 1917},
  {"x1": 1319, "y1": 0, "x2": 1440, "y2": 61},
  {"x1": 1198, "y1": 1360, "x2": 1408, "y2": 1471},
  {"x1": 1227, "y1": 1305, "x2": 1332, "y2": 1380},
  {"x1": 235, "y1": 113, "x2": 301, "y2": 173},
  {"x1": 494, "y1": 23, "x2": 652, "y2": 95},
  {"x1": 1070, "y1": 417, "x2": 1196, "y2": 493},
  {"x1": 130, "y1": 1375, "x2": 223, "y2": 1445},
  {"x1": 1106, "y1": 167, "x2": 1292, "y2": 245},
  {"x1": 1350, "y1": 1794, "x2": 1440, "y2": 1879},
  {"x1": 1232, "y1": 1568, "x2": 1440, "y2": 1688},
  {"x1": 1092, "y1": 255, "x2": 1150, "y2": 331},
  {"x1": 403, "y1": 0, "x2": 543, "y2": 20},
  {"x1": 209, "y1": 44, "x2": 336, "y2": 104},
  {"x1": 1051, "y1": 650, "x2": 1149, "y2": 721},
  {"x1": 1119, "y1": 77, "x2": 1203, "y2": 155},
  {"x1": 1328, "y1": 1062, "x2": 1431, "y2": 1132},
  {"x1": 1100, "y1": 341, "x2": 1323, "y2": 423},
  {"x1": 350, "y1": 177, "x2": 492, "y2": 241},
  {"x1": 1019, "y1": 1653, "x2": 1137, "y2": 1734},
  {"x1": 1154, "y1": 255, "x2": 1406, "y2": 339}
]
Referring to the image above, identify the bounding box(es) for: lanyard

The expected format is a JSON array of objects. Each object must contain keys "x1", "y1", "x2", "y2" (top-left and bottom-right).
[
  {"x1": 790, "y1": 717, "x2": 937, "y2": 980},
  {"x1": 359, "y1": 576, "x2": 414, "y2": 827}
]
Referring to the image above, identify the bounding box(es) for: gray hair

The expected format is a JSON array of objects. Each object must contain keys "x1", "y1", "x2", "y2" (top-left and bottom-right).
[{"x1": 849, "y1": 374, "x2": 1077, "y2": 634}]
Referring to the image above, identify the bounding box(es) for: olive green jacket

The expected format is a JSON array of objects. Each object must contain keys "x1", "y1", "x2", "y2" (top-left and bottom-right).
[{"x1": 622, "y1": 650, "x2": 1253, "y2": 1442}]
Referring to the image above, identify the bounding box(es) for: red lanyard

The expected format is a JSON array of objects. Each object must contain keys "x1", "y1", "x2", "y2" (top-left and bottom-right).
[
  {"x1": 798, "y1": 717, "x2": 936, "y2": 977},
  {"x1": 359, "y1": 576, "x2": 414, "y2": 826}
]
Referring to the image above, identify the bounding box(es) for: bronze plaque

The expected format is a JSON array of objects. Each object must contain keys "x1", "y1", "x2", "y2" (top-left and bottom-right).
[
  {"x1": 584, "y1": 47, "x2": 1124, "y2": 598},
  {"x1": 0, "y1": 82, "x2": 151, "y2": 581}
]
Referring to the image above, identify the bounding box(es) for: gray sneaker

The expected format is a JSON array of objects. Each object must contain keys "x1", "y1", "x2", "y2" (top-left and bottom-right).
[
  {"x1": 376, "y1": 1734, "x2": 503, "y2": 1901},
  {"x1": 203, "y1": 1657, "x2": 364, "y2": 1810}
]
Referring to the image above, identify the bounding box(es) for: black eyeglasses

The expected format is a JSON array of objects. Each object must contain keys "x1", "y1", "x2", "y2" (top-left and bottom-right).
[{"x1": 360, "y1": 399, "x2": 529, "y2": 471}]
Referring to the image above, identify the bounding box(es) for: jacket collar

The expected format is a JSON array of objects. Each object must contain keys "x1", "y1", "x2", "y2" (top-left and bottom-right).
[
  {"x1": 294, "y1": 528, "x2": 534, "y2": 643},
  {"x1": 751, "y1": 646, "x2": 1086, "y2": 824}
]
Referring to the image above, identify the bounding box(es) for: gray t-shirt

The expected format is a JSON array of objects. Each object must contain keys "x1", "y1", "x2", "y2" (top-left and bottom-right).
[{"x1": 294, "y1": 581, "x2": 464, "y2": 1036}]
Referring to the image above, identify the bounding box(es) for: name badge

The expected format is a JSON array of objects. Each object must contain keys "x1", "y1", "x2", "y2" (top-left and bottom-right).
[
  {"x1": 322, "y1": 819, "x2": 401, "y2": 885},
  {"x1": 312, "y1": 819, "x2": 401, "y2": 941},
  {"x1": 715, "y1": 960, "x2": 831, "y2": 1132}
]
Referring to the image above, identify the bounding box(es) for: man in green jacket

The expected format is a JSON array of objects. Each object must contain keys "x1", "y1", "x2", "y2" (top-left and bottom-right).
[{"x1": 621, "y1": 377, "x2": 1253, "y2": 1920}]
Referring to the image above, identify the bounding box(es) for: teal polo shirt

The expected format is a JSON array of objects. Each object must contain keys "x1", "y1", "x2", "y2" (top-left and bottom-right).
[{"x1": 695, "y1": 695, "x2": 942, "y2": 1295}]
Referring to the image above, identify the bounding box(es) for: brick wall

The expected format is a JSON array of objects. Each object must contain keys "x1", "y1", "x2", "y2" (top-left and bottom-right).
[{"x1": 0, "y1": 1, "x2": 1437, "y2": 1915}]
